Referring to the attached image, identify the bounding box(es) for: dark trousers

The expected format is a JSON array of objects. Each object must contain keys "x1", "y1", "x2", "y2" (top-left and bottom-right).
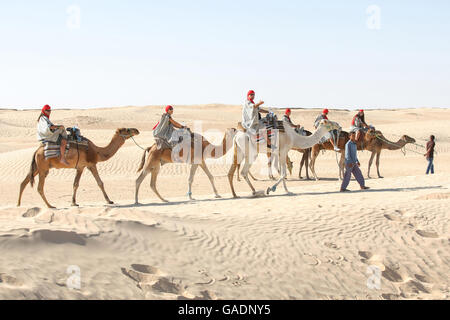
[
  {"x1": 341, "y1": 163, "x2": 365, "y2": 190},
  {"x1": 426, "y1": 158, "x2": 434, "y2": 174}
]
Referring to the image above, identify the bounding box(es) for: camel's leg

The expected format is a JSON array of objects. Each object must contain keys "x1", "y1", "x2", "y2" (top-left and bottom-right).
[
  {"x1": 248, "y1": 170, "x2": 258, "y2": 181},
  {"x1": 286, "y1": 155, "x2": 293, "y2": 177},
  {"x1": 268, "y1": 151, "x2": 290, "y2": 194},
  {"x1": 37, "y1": 170, "x2": 54, "y2": 209},
  {"x1": 187, "y1": 164, "x2": 199, "y2": 200},
  {"x1": 309, "y1": 148, "x2": 320, "y2": 181},
  {"x1": 299, "y1": 153, "x2": 304, "y2": 179},
  {"x1": 367, "y1": 151, "x2": 376, "y2": 179},
  {"x1": 267, "y1": 151, "x2": 275, "y2": 180},
  {"x1": 135, "y1": 169, "x2": 150, "y2": 204},
  {"x1": 240, "y1": 139, "x2": 258, "y2": 195},
  {"x1": 149, "y1": 165, "x2": 168, "y2": 203},
  {"x1": 376, "y1": 151, "x2": 383, "y2": 178},
  {"x1": 241, "y1": 158, "x2": 257, "y2": 195},
  {"x1": 339, "y1": 152, "x2": 345, "y2": 180},
  {"x1": 17, "y1": 170, "x2": 38, "y2": 207},
  {"x1": 71, "y1": 167, "x2": 85, "y2": 206},
  {"x1": 88, "y1": 165, "x2": 113, "y2": 204},
  {"x1": 200, "y1": 161, "x2": 221, "y2": 198},
  {"x1": 236, "y1": 164, "x2": 241, "y2": 181},
  {"x1": 227, "y1": 161, "x2": 239, "y2": 198},
  {"x1": 305, "y1": 150, "x2": 310, "y2": 180}
]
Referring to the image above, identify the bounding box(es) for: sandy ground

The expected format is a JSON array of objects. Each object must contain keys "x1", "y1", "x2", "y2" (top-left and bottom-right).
[{"x1": 0, "y1": 105, "x2": 448, "y2": 300}]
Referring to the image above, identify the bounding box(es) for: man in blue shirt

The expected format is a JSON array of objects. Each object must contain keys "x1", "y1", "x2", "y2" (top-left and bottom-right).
[{"x1": 340, "y1": 132, "x2": 370, "y2": 192}]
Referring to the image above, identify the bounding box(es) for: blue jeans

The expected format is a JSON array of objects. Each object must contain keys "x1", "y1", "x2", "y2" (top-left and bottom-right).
[{"x1": 426, "y1": 158, "x2": 434, "y2": 174}]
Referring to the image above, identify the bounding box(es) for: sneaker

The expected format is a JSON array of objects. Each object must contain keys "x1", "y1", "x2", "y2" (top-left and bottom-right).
[
  {"x1": 360, "y1": 186, "x2": 370, "y2": 190},
  {"x1": 334, "y1": 146, "x2": 341, "y2": 152},
  {"x1": 340, "y1": 189, "x2": 350, "y2": 192}
]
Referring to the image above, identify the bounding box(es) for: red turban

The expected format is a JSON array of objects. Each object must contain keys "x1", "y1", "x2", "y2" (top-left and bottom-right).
[
  {"x1": 323, "y1": 108, "x2": 329, "y2": 114},
  {"x1": 165, "y1": 105, "x2": 173, "y2": 113},
  {"x1": 247, "y1": 90, "x2": 255, "y2": 103},
  {"x1": 42, "y1": 105, "x2": 51, "y2": 117},
  {"x1": 285, "y1": 108, "x2": 291, "y2": 115}
]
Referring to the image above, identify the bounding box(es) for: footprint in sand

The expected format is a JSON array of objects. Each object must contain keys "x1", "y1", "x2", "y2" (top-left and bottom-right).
[
  {"x1": 384, "y1": 214, "x2": 402, "y2": 222},
  {"x1": 382, "y1": 266, "x2": 405, "y2": 283},
  {"x1": 399, "y1": 280, "x2": 430, "y2": 295},
  {"x1": 324, "y1": 242, "x2": 340, "y2": 250},
  {"x1": 0, "y1": 273, "x2": 24, "y2": 287},
  {"x1": 381, "y1": 293, "x2": 402, "y2": 300},
  {"x1": 195, "y1": 269, "x2": 216, "y2": 286},
  {"x1": 414, "y1": 274, "x2": 433, "y2": 283},
  {"x1": 122, "y1": 264, "x2": 215, "y2": 300},
  {"x1": 416, "y1": 230, "x2": 439, "y2": 238},
  {"x1": 22, "y1": 207, "x2": 40, "y2": 218}
]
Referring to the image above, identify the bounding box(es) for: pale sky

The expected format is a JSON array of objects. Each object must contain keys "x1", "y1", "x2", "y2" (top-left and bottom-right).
[{"x1": 1, "y1": 0, "x2": 449, "y2": 109}]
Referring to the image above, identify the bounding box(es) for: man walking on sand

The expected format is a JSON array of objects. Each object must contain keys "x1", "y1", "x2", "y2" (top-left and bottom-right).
[
  {"x1": 425, "y1": 135, "x2": 436, "y2": 174},
  {"x1": 340, "y1": 131, "x2": 370, "y2": 192}
]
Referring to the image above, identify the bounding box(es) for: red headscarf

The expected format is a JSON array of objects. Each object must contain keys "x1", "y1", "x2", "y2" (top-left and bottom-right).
[
  {"x1": 247, "y1": 90, "x2": 255, "y2": 103},
  {"x1": 42, "y1": 105, "x2": 51, "y2": 118},
  {"x1": 285, "y1": 108, "x2": 291, "y2": 115},
  {"x1": 165, "y1": 105, "x2": 173, "y2": 113},
  {"x1": 323, "y1": 108, "x2": 329, "y2": 114}
]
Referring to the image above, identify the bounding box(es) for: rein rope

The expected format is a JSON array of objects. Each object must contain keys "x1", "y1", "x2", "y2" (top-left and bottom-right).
[{"x1": 120, "y1": 129, "x2": 148, "y2": 151}]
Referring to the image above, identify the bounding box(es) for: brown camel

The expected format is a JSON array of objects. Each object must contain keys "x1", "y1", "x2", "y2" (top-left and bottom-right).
[
  {"x1": 135, "y1": 128, "x2": 236, "y2": 203},
  {"x1": 366, "y1": 131, "x2": 416, "y2": 178},
  {"x1": 309, "y1": 129, "x2": 416, "y2": 180},
  {"x1": 17, "y1": 128, "x2": 140, "y2": 208}
]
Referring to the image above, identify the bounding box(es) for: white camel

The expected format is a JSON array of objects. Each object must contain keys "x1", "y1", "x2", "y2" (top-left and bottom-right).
[{"x1": 227, "y1": 119, "x2": 340, "y2": 197}]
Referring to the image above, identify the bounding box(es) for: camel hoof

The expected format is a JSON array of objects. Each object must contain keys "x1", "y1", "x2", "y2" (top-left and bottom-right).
[
  {"x1": 107, "y1": 201, "x2": 114, "y2": 205},
  {"x1": 214, "y1": 194, "x2": 222, "y2": 199},
  {"x1": 71, "y1": 203, "x2": 79, "y2": 207},
  {"x1": 48, "y1": 206, "x2": 56, "y2": 209},
  {"x1": 378, "y1": 176, "x2": 384, "y2": 179}
]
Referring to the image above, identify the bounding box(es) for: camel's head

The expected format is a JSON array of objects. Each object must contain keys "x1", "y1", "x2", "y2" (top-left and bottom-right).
[
  {"x1": 401, "y1": 135, "x2": 416, "y2": 144},
  {"x1": 117, "y1": 128, "x2": 140, "y2": 139},
  {"x1": 318, "y1": 119, "x2": 341, "y2": 132}
]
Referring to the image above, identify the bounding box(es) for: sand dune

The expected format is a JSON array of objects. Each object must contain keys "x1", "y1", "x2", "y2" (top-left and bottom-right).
[{"x1": 0, "y1": 106, "x2": 448, "y2": 299}]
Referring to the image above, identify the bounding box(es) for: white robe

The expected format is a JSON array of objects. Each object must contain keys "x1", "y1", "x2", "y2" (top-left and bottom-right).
[{"x1": 242, "y1": 100, "x2": 262, "y2": 135}]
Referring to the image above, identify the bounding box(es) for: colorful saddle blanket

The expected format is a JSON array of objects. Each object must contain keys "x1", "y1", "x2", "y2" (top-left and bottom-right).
[{"x1": 42, "y1": 138, "x2": 89, "y2": 160}]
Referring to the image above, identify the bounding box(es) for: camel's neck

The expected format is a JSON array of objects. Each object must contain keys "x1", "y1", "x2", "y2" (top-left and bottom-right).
[
  {"x1": 384, "y1": 137, "x2": 408, "y2": 150},
  {"x1": 94, "y1": 134, "x2": 125, "y2": 162},
  {"x1": 287, "y1": 125, "x2": 330, "y2": 149},
  {"x1": 207, "y1": 133, "x2": 232, "y2": 158}
]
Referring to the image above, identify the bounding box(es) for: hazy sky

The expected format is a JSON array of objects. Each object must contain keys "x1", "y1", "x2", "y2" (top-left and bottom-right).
[{"x1": 1, "y1": 0, "x2": 449, "y2": 109}]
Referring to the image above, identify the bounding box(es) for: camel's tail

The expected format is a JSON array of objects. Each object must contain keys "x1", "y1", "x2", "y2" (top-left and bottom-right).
[
  {"x1": 29, "y1": 150, "x2": 38, "y2": 187},
  {"x1": 137, "y1": 147, "x2": 151, "y2": 172}
]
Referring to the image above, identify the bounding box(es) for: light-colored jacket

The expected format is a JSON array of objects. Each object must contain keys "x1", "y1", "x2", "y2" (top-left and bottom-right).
[
  {"x1": 37, "y1": 116, "x2": 61, "y2": 142},
  {"x1": 153, "y1": 113, "x2": 174, "y2": 142},
  {"x1": 242, "y1": 100, "x2": 261, "y2": 134}
]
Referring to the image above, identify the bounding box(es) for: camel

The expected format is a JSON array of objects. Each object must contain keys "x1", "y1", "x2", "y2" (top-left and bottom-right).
[
  {"x1": 366, "y1": 131, "x2": 416, "y2": 178},
  {"x1": 17, "y1": 128, "x2": 140, "y2": 208},
  {"x1": 227, "y1": 120, "x2": 340, "y2": 198},
  {"x1": 235, "y1": 136, "x2": 312, "y2": 181},
  {"x1": 135, "y1": 128, "x2": 236, "y2": 203},
  {"x1": 309, "y1": 129, "x2": 416, "y2": 180}
]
